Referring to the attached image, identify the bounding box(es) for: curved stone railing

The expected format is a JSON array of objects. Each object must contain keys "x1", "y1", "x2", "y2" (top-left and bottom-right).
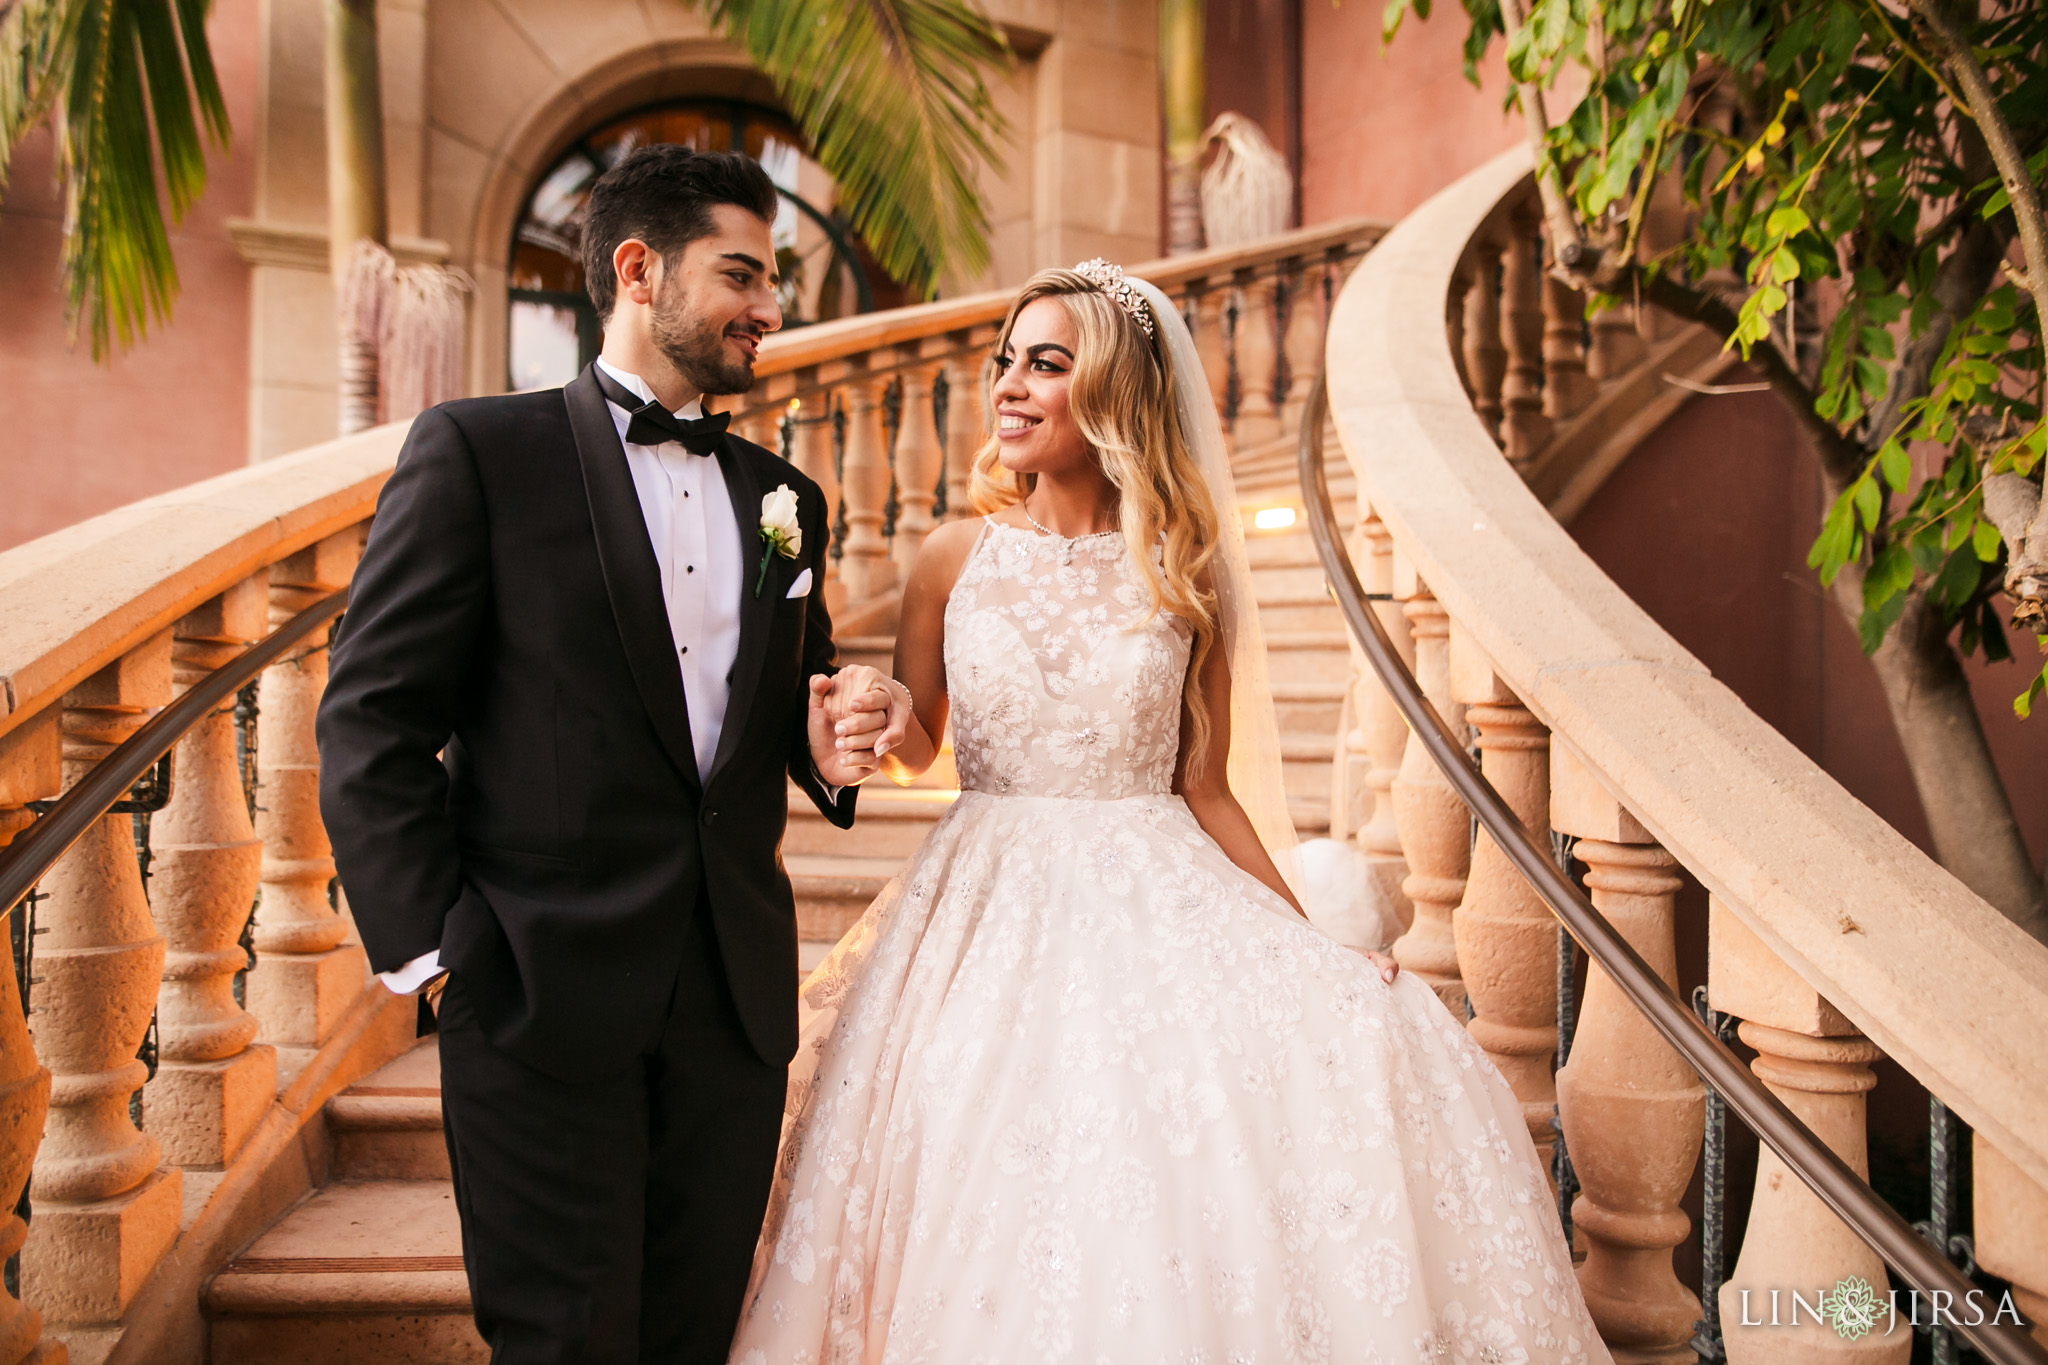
[
  {"x1": 1326, "y1": 145, "x2": 2048, "y2": 1359},
  {"x1": 0, "y1": 216, "x2": 1387, "y2": 1363}
]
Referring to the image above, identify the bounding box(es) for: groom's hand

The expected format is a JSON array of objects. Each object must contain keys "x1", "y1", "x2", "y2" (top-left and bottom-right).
[{"x1": 807, "y1": 667, "x2": 911, "y2": 786}]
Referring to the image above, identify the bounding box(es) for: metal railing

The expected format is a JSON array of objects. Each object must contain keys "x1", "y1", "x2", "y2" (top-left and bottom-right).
[
  {"x1": 1297, "y1": 370, "x2": 2048, "y2": 1365},
  {"x1": 0, "y1": 591, "x2": 346, "y2": 920}
]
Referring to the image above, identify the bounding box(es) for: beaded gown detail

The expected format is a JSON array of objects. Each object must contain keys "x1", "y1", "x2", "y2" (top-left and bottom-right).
[{"x1": 729, "y1": 522, "x2": 1609, "y2": 1365}]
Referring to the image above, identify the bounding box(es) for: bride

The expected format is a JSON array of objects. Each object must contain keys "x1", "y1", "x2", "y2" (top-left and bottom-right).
[{"x1": 729, "y1": 261, "x2": 1610, "y2": 1365}]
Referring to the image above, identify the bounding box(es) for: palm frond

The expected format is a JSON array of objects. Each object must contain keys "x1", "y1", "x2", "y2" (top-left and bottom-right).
[
  {"x1": 2, "y1": 0, "x2": 229, "y2": 357},
  {"x1": 703, "y1": 0, "x2": 1012, "y2": 296}
]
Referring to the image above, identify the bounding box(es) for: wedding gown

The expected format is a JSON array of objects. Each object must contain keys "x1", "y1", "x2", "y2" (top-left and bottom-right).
[{"x1": 730, "y1": 520, "x2": 1610, "y2": 1365}]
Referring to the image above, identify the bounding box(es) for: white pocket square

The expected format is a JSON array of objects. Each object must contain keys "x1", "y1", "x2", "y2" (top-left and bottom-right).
[{"x1": 786, "y1": 566, "x2": 814, "y2": 599}]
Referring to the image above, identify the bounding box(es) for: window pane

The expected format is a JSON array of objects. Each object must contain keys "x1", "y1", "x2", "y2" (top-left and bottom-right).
[{"x1": 509, "y1": 300, "x2": 582, "y2": 391}]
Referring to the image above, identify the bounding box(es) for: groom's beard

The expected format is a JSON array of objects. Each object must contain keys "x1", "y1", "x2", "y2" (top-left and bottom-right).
[{"x1": 650, "y1": 280, "x2": 759, "y2": 396}]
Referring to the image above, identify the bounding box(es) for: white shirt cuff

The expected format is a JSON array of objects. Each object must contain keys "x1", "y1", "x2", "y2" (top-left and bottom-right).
[{"x1": 379, "y1": 949, "x2": 444, "y2": 995}]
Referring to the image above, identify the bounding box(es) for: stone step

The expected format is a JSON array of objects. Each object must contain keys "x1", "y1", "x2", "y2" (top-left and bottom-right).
[
  {"x1": 1252, "y1": 592, "x2": 1344, "y2": 635},
  {"x1": 789, "y1": 852, "x2": 900, "y2": 946},
  {"x1": 1261, "y1": 631, "x2": 1354, "y2": 684},
  {"x1": 784, "y1": 783, "x2": 956, "y2": 859},
  {"x1": 328, "y1": 1041, "x2": 446, "y2": 1182},
  {"x1": 1272, "y1": 680, "x2": 1346, "y2": 734},
  {"x1": 204, "y1": 1178, "x2": 485, "y2": 1365}
]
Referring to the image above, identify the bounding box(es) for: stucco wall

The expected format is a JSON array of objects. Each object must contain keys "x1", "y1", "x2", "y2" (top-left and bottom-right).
[{"x1": 0, "y1": 0, "x2": 260, "y2": 552}]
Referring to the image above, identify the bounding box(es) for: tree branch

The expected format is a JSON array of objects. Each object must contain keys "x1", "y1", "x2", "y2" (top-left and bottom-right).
[
  {"x1": 1907, "y1": 0, "x2": 2048, "y2": 355},
  {"x1": 1625, "y1": 267, "x2": 1869, "y2": 489}
]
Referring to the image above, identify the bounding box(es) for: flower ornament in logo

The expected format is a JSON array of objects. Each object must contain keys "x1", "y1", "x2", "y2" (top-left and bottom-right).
[
  {"x1": 756, "y1": 484, "x2": 803, "y2": 597},
  {"x1": 1823, "y1": 1275, "x2": 1884, "y2": 1340}
]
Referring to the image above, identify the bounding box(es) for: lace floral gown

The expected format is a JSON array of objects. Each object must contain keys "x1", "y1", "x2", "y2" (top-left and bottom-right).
[{"x1": 729, "y1": 522, "x2": 1609, "y2": 1365}]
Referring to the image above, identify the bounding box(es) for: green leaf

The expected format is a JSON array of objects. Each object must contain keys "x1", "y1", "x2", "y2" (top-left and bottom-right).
[
  {"x1": 1879, "y1": 438, "x2": 1910, "y2": 491},
  {"x1": 1930, "y1": 543, "x2": 1982, "y2": 610},
  {"x1": 704, "y1": 0, "x2": 1014, "y2": 296},
  {"x1": 1852, "y1": 475, "x2": 1881, "y2": 531},
  {"x1": 3, "y1": 0, "x2": 233, "y2": 358},
  {"x1": 1973, "y1": 516, "x2": 2004, "y2": 561},
  {"x1": 2017, "y1": 652, "x2": 2048, "y2": 720},
  {"x1": 1769, "y1": 244, "x2": 1800, "y2": 283},
  {"x1": 1765, "y1": 204, "x2": 1810, "y2": 238}
]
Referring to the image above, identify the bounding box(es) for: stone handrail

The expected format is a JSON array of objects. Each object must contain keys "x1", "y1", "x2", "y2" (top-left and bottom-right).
[{"x1": 1326, "y1": 144, "x2": 2048, "y2": 1356}]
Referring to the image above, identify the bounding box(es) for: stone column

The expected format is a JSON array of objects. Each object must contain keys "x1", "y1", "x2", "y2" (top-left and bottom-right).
[
  {"x1": 1231, "y1": 271, "x2": 1282, "y2": 451},
  {"x1": 785, "y1": 388, "x2": 841, "y2": 609},
  {"x1": 1387, "y1": 576, "x2": 1467, "y2": 1015},
  {"x1": 25, "y1": 638, "x2": 183, "y2": 1340},
  {"x1": 1973, "y1": 1136, "x2": 2048, "y2": 1346},
  {"x1": 891, "y1": 359, "x2": 943, "y2": 572},
  {"x1": 1551, "y1": 745, "x2": 1703, "y2": 1364},
  {"x1": 1449, "y1": 624, "x2": 1556, "y2": 1174},
  {"x1": 835, "y1": 373, "x2": 896, "y2": 604},
  {"x1": 1709, "y1": 900, "x2": 1903, "y2": 1364},
  {"x1": 1189, "y1": 284, "x2": 1232, "y2": 427},
  {"x1": 147, "y1": 575, "x2": 276, "y2": 1168},
  {"x1": 246, "y1": 535, "x2": 364, "y2": 1088},
  {"x1": 1498, "y1": 213, "x2": 1552, "y2": 465},
  {"x1": 1589, "y1": 295, "x2": 1647, "y2": 381},
  {"x1": 0, "y1": 715, "x2": 60, "y2": 1365},
  {"x1": 941, "y1": 348, "x2": 985, "y2": 522}
]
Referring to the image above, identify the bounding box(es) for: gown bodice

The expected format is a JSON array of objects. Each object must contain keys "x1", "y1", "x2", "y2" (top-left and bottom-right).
[{"x1": 944, "y1": 519, "x2": 1193, "y2": 801}]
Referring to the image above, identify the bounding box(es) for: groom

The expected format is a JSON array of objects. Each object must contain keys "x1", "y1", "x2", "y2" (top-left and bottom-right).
[{"x1": 318, "y1": 144, "x2": 908, "y2": 1364}]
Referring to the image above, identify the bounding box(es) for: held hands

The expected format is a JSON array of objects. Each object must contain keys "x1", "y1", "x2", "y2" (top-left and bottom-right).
[{"x1": 807, "y1": 666, "x2": 912, "y2": 787}]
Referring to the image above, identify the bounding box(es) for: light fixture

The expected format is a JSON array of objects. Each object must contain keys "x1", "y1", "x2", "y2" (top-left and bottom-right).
[{"x1": 1252, "y1": 506, "x2": 1298, "y2": 531}]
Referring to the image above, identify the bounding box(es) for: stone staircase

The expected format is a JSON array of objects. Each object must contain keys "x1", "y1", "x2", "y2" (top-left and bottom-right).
[{"x1": 196, "y1": 433, "x2": 1359, "y2": 1360}]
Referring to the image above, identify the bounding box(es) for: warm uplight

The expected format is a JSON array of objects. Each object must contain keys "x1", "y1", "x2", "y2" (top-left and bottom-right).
[{"x1": 1252, "y1": 507, "x2": 1298, "y2": 531}]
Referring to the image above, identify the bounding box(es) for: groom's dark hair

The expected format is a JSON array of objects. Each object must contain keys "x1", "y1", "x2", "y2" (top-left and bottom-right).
[{"x1": 581, "y1": 143, "x2": 779, "y2": 323}]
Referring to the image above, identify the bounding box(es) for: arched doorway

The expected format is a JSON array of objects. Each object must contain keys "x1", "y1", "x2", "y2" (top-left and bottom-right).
[{"x1": 506, "y1": 98, "x2": 881, "y2": 391}]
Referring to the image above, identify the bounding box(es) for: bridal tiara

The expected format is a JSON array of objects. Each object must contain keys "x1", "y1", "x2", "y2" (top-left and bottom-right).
[{"x1": 1072, "y1": 258, "x2": 1156, "y2": 338}]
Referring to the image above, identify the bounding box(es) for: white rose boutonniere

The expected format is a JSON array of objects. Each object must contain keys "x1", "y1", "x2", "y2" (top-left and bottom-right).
[{"x1": 757, "y1": 484, "x2": 803, "y2": 598}]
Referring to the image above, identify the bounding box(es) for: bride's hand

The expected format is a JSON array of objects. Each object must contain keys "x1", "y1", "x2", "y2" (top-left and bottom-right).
[
  {"x1": 1355, "y1": 948, "x2": 1399, "y2": 984},
  {"x1": 807, "y1": 667, "x2": 912, "y2": 784}
]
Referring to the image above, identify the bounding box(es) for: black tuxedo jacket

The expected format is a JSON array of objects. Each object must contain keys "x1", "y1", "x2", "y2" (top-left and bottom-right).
[{"x1": 317, "y1": 364, "x2": 854, "y2": 1078}]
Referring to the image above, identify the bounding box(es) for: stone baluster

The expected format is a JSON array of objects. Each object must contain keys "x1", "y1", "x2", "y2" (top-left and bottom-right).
[
  {"x1": 1588, "y1": 294, "x2": 1647, "y2": 381},
  {"x1": 0, "y1": 714, "x2": 59, "y2": 1365},
  {"x1": 1386, "y1": 572, "x2": 1466, "y2": 1015},
  {"x1": 785, "y1": 389, "x2": 841, "y2": 607},
  {"x1": 1541, "y1": 271, "x2": 1596, "y2": 420},
  {"x1": 1446, "y1": 262, "x2": 1474, "y2": 398},
  {"x1": 1709, "y1": 898, "x2": 1902, "y2": 1364},
  {"x1": 1974, "y1": 1136, "x2": 2048, "y2": 1347},
  {"x1": 1550, "y1": 745, "x2": 1703, "y2": 1361},
  {"x1": 1231, "y1": 270, "x2": 1282, "y2": 450},
  {"x1": 25, "y1": 636, "x2": 183, "y2": 1339},
  {"x1": 735, "y1": 407, "x2": 782, "y2": 456},
  {"x1": 1189, "y1": 284, "x2": 1233, "y2": 426},
  {"x1": 941, "y1": 347, "x2": 985, "y2": 522},
  {"x1": 1279, "y1": 260, "x2": 1325, "y2": 435},
  {"x1": 1498, "y1": 214, "x2": 1552, "y2": 464},
  {"x1": 1448, "y1": 624, "x2": 1556, "y2": 1173},
  {"x1": 1353, "y1": 507, "x2": 1412, "y2": 927},
  {"x1": 891, "y1": 358, "x2": 944, "y2": 572},
  {"x1": 835, "y1": 373, "x2": 896, "y2": 604},
  {"x1": 147, "y1": 577, "x2": 277, "y2": 1171},
  {"x1": 1461, "y1": 239, "x2": 1507, "y2": 442},
  {"x1": 246, "y1": 535, "x2": 364, "y2": 1087}
]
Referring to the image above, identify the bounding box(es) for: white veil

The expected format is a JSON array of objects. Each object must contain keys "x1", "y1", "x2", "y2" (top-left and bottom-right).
[{"x1": 1130, "y1": 278, "x2": 1300, "y2": 884}]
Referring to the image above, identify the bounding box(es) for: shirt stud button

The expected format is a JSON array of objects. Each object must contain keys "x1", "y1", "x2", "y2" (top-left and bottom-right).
[
  {"x1": 686, "y1": 565, "x2": 694, "y2": 573},
  {"x1": 680, "y1": 646, "x2": 689, "y2": 654}
]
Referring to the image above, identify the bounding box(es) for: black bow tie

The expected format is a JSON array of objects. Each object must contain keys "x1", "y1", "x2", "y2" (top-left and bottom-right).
[{"x1": 594, "y1": 369, "x2": 730, "y2": 454}]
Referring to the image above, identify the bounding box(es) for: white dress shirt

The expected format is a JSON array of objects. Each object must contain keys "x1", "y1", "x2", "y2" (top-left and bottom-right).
[{"x1": 378, "y1": 360, "x2": 749, "y2": 996}]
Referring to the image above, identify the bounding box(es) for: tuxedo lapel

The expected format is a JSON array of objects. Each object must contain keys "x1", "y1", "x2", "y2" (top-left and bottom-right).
[
  {"x1": 706, "y1": 436, "x2": 776, "y2": 787},
  {"x1": 565, "y1": 366, "x2": 702, "y2": 794}
]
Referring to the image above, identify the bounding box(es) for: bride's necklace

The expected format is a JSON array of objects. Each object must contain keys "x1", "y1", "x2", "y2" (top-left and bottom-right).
[{"x1": 1020, "y1": 498, "x2": 1119, "y2": 542}]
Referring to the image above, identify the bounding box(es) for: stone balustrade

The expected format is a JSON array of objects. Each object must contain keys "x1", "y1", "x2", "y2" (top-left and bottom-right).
[
  {"x1": 723, "y1": 219, "x2": 1387, "y2": 629},
  {"x1": 1326, "y1": 146, "x2": 2048, "y2": 1360},
  {"x1": 0, "y1": 218, "x2": 1387, "y2": 1363}
]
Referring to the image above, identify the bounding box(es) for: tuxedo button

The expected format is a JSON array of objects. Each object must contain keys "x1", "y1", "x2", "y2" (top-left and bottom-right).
[{"x1": 704, "y1": 809, "x2": 719, "y2": 825}]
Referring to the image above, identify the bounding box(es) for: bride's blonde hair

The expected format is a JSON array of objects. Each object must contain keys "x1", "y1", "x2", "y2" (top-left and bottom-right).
[{"x1": 969, "y1": 268, "x2": 1222, "y2": 769}]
